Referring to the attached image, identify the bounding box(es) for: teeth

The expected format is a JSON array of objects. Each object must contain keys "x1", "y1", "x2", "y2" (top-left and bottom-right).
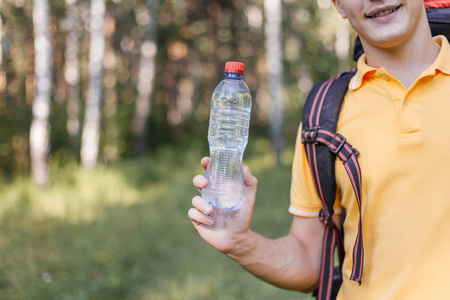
[{"x1": 372, "y1": 8, "x2": 396, "y2": 18}]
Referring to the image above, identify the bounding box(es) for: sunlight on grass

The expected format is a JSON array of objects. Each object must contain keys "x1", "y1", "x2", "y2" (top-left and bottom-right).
[{"x1": 0, "y1": 165, "x2": 166, "y2": 222}]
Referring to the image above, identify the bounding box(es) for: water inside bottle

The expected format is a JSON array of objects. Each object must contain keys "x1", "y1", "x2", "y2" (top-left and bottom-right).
[
  {"x1": 201, "y1": 185, "x2": 242, "y2": 209},
  {"x1": 202, "y1": 149, "x2": 243, "y2": 209}
]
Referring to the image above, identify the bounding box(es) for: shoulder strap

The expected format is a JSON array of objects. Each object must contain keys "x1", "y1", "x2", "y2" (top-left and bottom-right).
[
  {"x1": 301, "y1": 69, "x2": 364, "y2": 300},
  {"x1": 427, "y1": 7, "x2": 450, "y2": 40}
]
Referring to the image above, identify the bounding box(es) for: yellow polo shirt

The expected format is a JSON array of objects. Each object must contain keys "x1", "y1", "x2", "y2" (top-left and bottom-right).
[{"x1": 289, "y1": 36, "x2": 450, "y2": 299}]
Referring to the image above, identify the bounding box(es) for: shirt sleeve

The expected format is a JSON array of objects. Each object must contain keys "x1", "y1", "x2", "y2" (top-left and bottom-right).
[{"x1": 289, "y1": 123, "x2": 343, "y2": 217}]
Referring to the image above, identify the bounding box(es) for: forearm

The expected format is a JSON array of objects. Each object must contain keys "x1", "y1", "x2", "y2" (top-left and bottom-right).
[
  {"x1": 189, "y1": 163, "x2": 324, "y2": 292},
  {"x1": 225, "y1": 229, "x2": 321, "y2": 292}
]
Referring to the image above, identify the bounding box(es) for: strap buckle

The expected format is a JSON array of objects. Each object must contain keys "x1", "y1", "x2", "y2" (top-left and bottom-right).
[
  {"x1": 302, "y1": 127, "x2": 320, "y2": 144},
  {"x1": 319, "y1": 208, "x2": 335, "y2": 227},
  {"x1": 330, "y1": 134, "x2": 346, "y2": 154},
  {"x1": 329, "y1": 133, "x2": 359, "y2": 158}
]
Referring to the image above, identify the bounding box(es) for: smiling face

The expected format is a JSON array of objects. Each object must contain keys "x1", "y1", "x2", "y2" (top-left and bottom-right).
[{"x1": 331, "y1": 0, "x2": 428, "y2": 50}]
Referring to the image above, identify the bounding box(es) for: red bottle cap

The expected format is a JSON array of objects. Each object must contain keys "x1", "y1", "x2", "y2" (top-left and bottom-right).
[{"x1": 224, "y1": 61, "x2": 245, "y2": 74}]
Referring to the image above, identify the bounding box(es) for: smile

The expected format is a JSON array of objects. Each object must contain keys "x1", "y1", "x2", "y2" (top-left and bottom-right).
[{"x1": 367, "y1": 6, "x2": 400, "y2": 18}]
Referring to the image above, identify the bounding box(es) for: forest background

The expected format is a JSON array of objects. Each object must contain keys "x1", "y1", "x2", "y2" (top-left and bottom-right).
[{"x1": 0, "y1": 0, "x2": 356, "y2": 299}]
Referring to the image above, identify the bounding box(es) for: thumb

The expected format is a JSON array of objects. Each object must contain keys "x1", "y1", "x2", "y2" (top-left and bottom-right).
[
  {"x1": 236, "y1": 165, "x2": 257, "y2": 221},
  {"x1": 243, "y1": 165, "x2": 258, "y2": 189},
  {"x1": 242, "y1": 165, "x2": 258, "y2": 210}
]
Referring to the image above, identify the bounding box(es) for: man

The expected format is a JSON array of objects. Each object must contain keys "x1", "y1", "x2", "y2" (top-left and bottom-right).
[{"x1": 189, "y1": 0, "x2": 450, "y2": 298}]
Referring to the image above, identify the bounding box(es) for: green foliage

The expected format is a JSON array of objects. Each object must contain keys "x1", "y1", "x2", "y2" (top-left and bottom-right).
[
  {"x1": 0, "y1": 0, "x2": 355, "y2": 176},
  {"x1": 0, "y1": 146, "x2": 313, "y2": 299}
]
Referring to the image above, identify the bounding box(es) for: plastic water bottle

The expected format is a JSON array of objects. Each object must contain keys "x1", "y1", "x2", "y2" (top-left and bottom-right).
[{"x1": 201, "y1": 61, "x2": 252, "y2": 210}]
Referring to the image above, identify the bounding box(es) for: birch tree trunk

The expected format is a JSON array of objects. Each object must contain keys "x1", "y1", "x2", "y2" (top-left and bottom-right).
[
  {"x1": 264, "y1": 0, "x2": 284, "y2": 165},
  {"x1": 64, "y1": 0, "x2": 81, "y2": 137},
  {"x1": 30, "y1": 0, "x2": 53, "y2": 186},
  {"x1": 133, "y1": 0, "x2": 159, "y2": 158},
  {"x1": 81, "y1": 0, "x2": 106, "y2": 168}
]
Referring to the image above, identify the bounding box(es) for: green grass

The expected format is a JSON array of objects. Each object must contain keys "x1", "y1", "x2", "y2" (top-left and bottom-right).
[{"x1": 0, "y1": 145, "x2": 314, "y2": 300}]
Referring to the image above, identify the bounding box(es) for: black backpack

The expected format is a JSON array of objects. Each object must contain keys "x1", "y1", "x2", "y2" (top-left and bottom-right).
[
  {"x1": 302, "y1": 70, "x2": 361, "y2": 300},
  {"x1": 301, "y1": 10, "x2": 450, "y2": 300}
]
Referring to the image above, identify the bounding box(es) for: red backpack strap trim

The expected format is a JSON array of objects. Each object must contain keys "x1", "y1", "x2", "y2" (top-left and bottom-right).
[{"x1": 301, "y1": 69, "x2": 363, "y2": 300}]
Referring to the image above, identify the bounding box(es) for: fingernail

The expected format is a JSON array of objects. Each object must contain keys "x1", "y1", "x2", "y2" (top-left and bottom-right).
[
  {"x1": 206, "y1": 217, "x2": 214, "y2": 225},
  {"x1": 201, "y1": 178, "x2": 208, "y2": 186}
]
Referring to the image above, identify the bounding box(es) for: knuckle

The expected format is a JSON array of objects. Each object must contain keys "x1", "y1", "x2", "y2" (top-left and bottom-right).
[
  {"x1": 193, "y1": 175, "x2": 205, "y2": 185},
  {"x1": 192, "y1": 196, "x2": 201, "y2": 207},
  {"x1": 194, "y1": 176, "x2": 207, "y2": 188},
  {"x1": 188, "y1": 207, "x2": 198, "y2": 219},
  {"x1": 201, "y1": 157, "x2": 210, "y2": 168}
]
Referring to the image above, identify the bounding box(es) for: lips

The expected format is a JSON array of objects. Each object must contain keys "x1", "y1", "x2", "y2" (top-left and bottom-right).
[{"x1": 366, "y1": 6, "x2": 400, "y2": 18}]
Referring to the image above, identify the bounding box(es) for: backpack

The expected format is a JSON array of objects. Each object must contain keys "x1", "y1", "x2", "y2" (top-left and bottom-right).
[
  {"x1": 302, "y1": 70, "x2": 360, "y2": 300},
  {"x1": 301, "y1": 9, "x2": 450, "y2": 300}
]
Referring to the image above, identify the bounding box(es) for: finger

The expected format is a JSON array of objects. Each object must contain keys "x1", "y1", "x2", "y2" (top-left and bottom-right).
[
  {"x1": 193, "y1": 175, "x2": 208, "y2": 192},
  {"x1": 243, "y1": 165, "x2": 258, "y2": 189},
  {"x1": 191, "y1": 196, "x2": 213, "y2": 215},
  {"x1": 241, "y1": 165, "x2": 258, "y2": 211},
  {"x1": 188, "y1": 207, "x2": 214, "y2": 226},
  {"x1": 201, "y1": 157, "x2": 210, "y2": 170}
]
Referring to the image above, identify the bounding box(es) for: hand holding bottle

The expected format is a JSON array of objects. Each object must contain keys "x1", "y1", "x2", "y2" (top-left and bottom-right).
[{"x1": 189, "y1": 157, "x2": 258, "y2": 255}]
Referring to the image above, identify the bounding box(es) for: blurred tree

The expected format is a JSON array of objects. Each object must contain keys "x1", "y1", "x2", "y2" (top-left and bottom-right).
[
  {"x1": 102, "y1": 7, "x2": 119, "y2": 163},
  {"x1": 64, "y1": 0, "x2": 82, "y2": 139},
  {"x1": 133, "y1": 0, "x2": 160, "y2": 158},
  {"x1": 81, "y1": 0, "x2": 106, "y2": 168},
  {"x1": 30, "y1": 0, "x2": 53, "y2": 185},
  {"x1": 0, "y1": 0, "x2": 3, "y2": 78},
  {"x1": 264, "y1": 0, "x2": 283, "y2": 165},
  {"x1": 0, "y1": 0, "x2": 5, "y2": 107}
]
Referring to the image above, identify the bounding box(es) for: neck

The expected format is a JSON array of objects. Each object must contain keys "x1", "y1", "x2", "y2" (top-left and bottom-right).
[{"x1": 361, "y1": 30, "x2": 440, "y2": 89}]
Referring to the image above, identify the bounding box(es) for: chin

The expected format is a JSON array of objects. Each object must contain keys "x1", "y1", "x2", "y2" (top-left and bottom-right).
[{"x1": 362, "y1": 27, "x2": 411, "y2": 49}]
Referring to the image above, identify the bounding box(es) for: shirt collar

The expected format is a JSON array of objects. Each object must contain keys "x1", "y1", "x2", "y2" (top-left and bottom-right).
[{"x1": 350, "y1": 35, "x2": 450, "y2": 91}]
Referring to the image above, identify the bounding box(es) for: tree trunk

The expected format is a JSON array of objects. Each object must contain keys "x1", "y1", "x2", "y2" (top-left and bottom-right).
[
  {"x1": 30, "y1": 0, "x2": 53, "y2": 186},
  {"x1": 133, "y1": 0, "x2": 159, "y2": 158},
  {"x1": 0, "y1": 0, "x2": 4, "y2": 94},
  {"x1": 102, "y1": 10, "x2": 118, "y2": 163},
  {"x1": 0, "y1": 0, "x2": 2, "y2": 74},
  {"x1": 81, "y1": 0, "x2": 106, "y2": 168},
  {"x1": 64, "y1": 0, "x2": 82, "y2": 137},
  {"x1": 263, "y1": 0, "x2": 284, "y2": 165}
]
